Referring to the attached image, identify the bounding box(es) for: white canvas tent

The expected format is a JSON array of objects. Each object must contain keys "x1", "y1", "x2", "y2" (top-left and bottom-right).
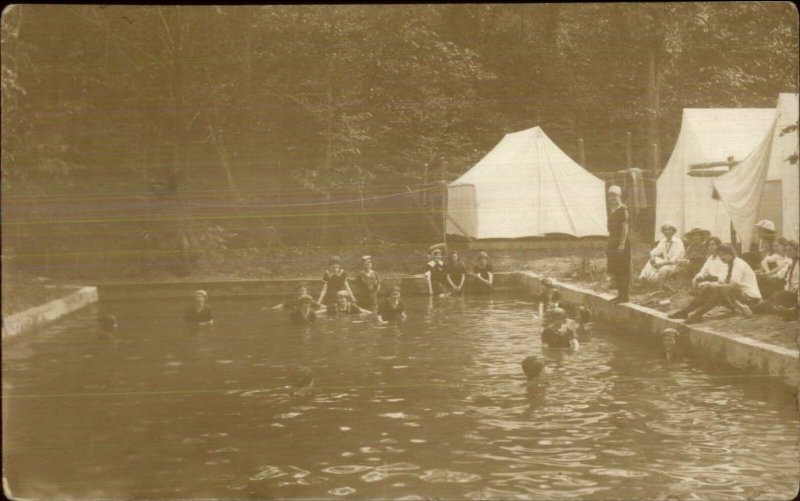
[
  {"x1": 446, "y1": 126, "x2": 608, "y2": 240},
  {"x1": 655, "y1": 108, "x2": 775, "y2": 242},
  {"x1": 712, "y1": 93, "x2": 799, "y2": 249}
]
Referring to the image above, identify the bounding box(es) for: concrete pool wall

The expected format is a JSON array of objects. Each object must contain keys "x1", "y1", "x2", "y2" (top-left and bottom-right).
[{"x1": 7, "y1": 274, "x2": 797, "y2": 390}]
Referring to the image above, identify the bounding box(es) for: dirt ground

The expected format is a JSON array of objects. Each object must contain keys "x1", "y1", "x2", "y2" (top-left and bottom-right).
[{"x1": 4, "y1": 239, "x2": 797, "y2": 351}]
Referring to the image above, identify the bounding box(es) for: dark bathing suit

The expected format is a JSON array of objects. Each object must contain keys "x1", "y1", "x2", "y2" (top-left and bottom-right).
[
  {"x1": 377, "y1": 299, "x2": 404, "y2": 322},
  {"x1": 184, "y1": 305, "x2": 213, "y2": 324}
]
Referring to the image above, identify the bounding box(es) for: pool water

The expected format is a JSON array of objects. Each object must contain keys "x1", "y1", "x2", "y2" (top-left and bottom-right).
[{"x1": 3, "y1": 296, "x2": 798, "y2": 500}]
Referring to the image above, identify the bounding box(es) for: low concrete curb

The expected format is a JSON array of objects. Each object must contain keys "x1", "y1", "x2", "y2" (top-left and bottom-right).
[
  {"x1": 2, "y1": 286, "x2": 98, "y2": 339},
  {"x1": 513, "y1": 271, "x2": 799, "y2": 389}
]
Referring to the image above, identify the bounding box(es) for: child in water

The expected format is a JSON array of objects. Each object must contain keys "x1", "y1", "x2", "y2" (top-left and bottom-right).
[
  {"x1": 271, "y1": 283, "x2": 322, "y2": 311},
  {"x1": 537, "y1": 278, "x2": 562, "y2": 322},
  {"x1": 290, "y1": 295, "x2": 323, "y2": 325},
  {"x1": 326, "y1": 290, "x2": 371, "y2": 318},
  {"x1": 377, "y1": 286, "x2": 407, "y2": 324},
  {"x1": 424, "y1": 244, "x2": 448, "y2": 296},
  {"x1": 184, "y1": 290, "x2": 214, "y2": 326},
  {"x1": 521, "y1": 355, "x2": 549, "y2": 388},
  {"x1": 471, "y1": 251, "x2": 494, "y2": 294},
  {"x1": 317, "y1": 256, "x2": 356, "y2": 306},
  {"x1": 541, "y1": 308, "x2": 579, "y2": 350},
  {"x1": 662, "y1": 328, "x2": 678, "y2": 361},
  {"x1": 444, "y1": 250, "x2": 467, "y2": 296},
  {"x1": 355, "y1": 255, "x2": 381, "y2": 311},
  {"x1": 98, "y1": 313, "x2": 118, "y2": 339},
  {"x1": 575, "y1": 306, "x2": 593, "y2": 338}
]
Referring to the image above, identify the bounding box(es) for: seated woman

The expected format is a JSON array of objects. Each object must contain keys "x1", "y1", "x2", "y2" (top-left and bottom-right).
[
  {"x1": 756, "y1": 238, "x2": 792, "y2": 299},
  {"x1": 377, "y1": 286, "x2": 406, "y2": 324},
  {"x1": 681, "y1": 228, "x2": 712, "y2": 277},
  {"x1": 691, "y1": 237, "x2": 727, "y2": 291},
  {"x1": 184, "y1": 290, "x2": 214, "y2": 326},
  {"x1": 424, "y1": 244, "x2": 448, "y2": 296},
  {"x1": 638, "y1": 222, "x2": 685, "y2": 285},
  {"x1": 326, "y1": 290, "x2": 371, "y2": 318},
  {"x1": 541, "y1": 308, "x2": 579, "y2": 350},
  {"x1": 753, "y1": 240, "x2": 798, "y2": 321},
  {"x1": 290, "y1": 295, "x2": 325, "y2": 325},
  {"x1": 667, "y1": 244, "x2": 761, "y2": 324},
  {"x1": 742, "y1": 219, "x2": 777, "y2": 270},
  {"x1": 471, "y1": 251, "x2": 494, "y2": 294}
]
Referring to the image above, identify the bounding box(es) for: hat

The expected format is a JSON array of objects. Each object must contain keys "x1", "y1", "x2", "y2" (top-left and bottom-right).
[
  {"x1": 541, "y1": 277, "x2": 554, "y2": 288},
  {"x1": 361, "y1": 255, "x2": 372, "y2": 262},
  {"x1": 550, "y1": 307, "x2": 567, "y2": 319},
  {"x1": 429, "y1": 243, "x2": 446, "y2": 254},
  {"x1": 193, "y1": 289, "x2": 208, "y2": 299},
  {"x1": 336, "y1": 290, "x2": 350, "y2": 298},
  {"x1": 685, "y1": 228, "x2": 711, "y2": 238},
  {"x1": 661, "y1": 221, "x2": 677, "y2": 232},
  {"x1": 755, "y1": 219, "x2": 776, "y2": 232},
  {"x1": 607, "y1": 185, "x2": 622, "y2": 196},
  {"x1": 477, "y1": 251, "x2": 489, "y2": 259},
  {"x1": 299, "y1": 294, "x2": 315, "y2": 304}
]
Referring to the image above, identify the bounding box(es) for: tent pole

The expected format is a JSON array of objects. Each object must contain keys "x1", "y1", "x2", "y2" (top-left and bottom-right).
[
  {"x1": 442, "y1": 181, "x2": 448, "y2": 247},
  {"x1": 651, "y1": 142, "x2": 659, "y2": 175},
  {"x1": 578, "y1": 138, "x2": 585, "y2": 167},
  {"x1": 626, "y1": 132, "x2": 632, "y2": 169}
]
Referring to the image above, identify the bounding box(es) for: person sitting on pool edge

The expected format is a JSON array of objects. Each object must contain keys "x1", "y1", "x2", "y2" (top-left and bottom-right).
[
  {"x1": 638, "y1": 221, "x2": 685, "y2": 286},
  {"x1": 326, "y1": 290, "x2": 371, "y2": 318},
  {"x1": 317, "y1": 256, "x2": 356, "y2": 306},
  {"x1": 184, "y1": 289, "x2": 214, "y2": 326},
  {"x1": 290, "y1": 295, "x2": 324, "y2": 325},
  {"x1": 667, "y1": 244, "x2": 761, "y2": 324},
  {"x1": 424, "y1": 244, "x2": 448, "y2": 296},
  {"x1": 270, "y1": 283, "x2": 322, "y2": 311},
  {"x1": 541, "y1": 308, "x2": 579, "y2": 350},
  {"x1": 752, "y1": 240, "x2": 799, "y2": 321},
  {"x1": 471, "y1": 251, "x2": 494, "y2": 294},
  {"x1": 377, "y1": 286, "x2": 407, "y2": 324}
]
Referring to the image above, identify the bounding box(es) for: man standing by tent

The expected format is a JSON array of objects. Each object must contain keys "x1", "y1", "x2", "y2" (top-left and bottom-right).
[{"x1": 607, "y1": 185, "x2": 631, "y2": 303}]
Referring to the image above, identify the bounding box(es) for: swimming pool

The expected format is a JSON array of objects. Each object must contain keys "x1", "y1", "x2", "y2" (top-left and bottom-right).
[{"x1": 3, "y1": 296, "x2": 798, "y2": 500}]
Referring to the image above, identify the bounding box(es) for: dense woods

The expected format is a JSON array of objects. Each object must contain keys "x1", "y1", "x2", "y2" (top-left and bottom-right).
[{"x1": 1, "y1": 4, "x2": 797, "y2": 278}]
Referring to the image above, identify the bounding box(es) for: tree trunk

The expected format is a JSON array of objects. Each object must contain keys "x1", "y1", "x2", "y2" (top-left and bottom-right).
[{"x1": 646, "y1": 47, "x2": 662, "y2": 169}]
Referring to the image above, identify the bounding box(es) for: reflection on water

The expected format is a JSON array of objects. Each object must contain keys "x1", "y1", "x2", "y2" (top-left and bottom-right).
[{"x1": 3, "y1": 296, "x2": 798, "y2": 500}]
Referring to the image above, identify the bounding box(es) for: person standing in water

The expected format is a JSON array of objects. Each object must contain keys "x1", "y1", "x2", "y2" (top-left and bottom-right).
[
  {"x1": 471, "y1": 251, "x2": 494, "y2": 294},
  {"x1": 424, "y1": 244, "x2": 447, "y2": 296},
  {"x1": 541, "y1": 308, "x2": 579, "y2": 350},
  {"x1": 290, "y1": 295, "x2": 323, "y2": 325},
  {"x1": 377, "y1": 286, "x2": 407, "y2": 324},
  {"x1": 317, "y1": 256, "x2": 356, "y2": 306},
  {"x1": 184, "y1": 290, "x2": 214, "y2": 326},
  {"x1": 354, "y1": 255, "x2": 381, "y2": 311},
  {"x1": 444, "y1": 250, "x2": 467, "y2": 296},
  {"x1": 326, "y1": 290, "x2": 371, "y2": 318},
  {"x1": 606, "y1": 185, "x2": 631, "y2": 303},
  {"x1": 270, "y1": 283, "x2": 322, "y2": 311}
]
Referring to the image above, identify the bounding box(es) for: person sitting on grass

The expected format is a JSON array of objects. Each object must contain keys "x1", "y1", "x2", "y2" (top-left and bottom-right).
[
  {"x1": 756, "y1": 238, "x2": 792, "y2": 299},
  {"x1": 753, "y1": 240, "x2": 799, "y2": 321},
  {"x1": 290, "y1": 295, "x2": 324, "y2": 325},
  {"x1": 541, "y1": 308, "x2": 579, "y2": 350},
  {"x1": 355, "y1": 255, "x2": 381, "y2": 311},
  {"x1": 270, "y1": 283, "x2": 322, "y2": 311},
  {"x1": 638, "y1": 221, "x2": 686, "y2": 286},
  {"x1": 680, "y1": 228, "x2": 712, "y2": 277},
  {"x1": 743, "y1": 219, "x2": 777, "y2": 270},
  {"x1": 537, "y1": 278, "x2": 562, "y2": 322},
  {"x1": 377, "y1": 286, "x2": 407, "y2": 324},
  {"x1": 471, "y1": 251, "x2": 494, "y2": 294},
  {"x1": 521, "y1": 355, "x2": 548, "y2": 387},
  {"x1": 184, "y1": 290, "x2": 214, "y2": 326},
  {"x1": 667, "y1": 244, "x2": 761, "y2": 324},
  {"x1": 317, "y1": 256, "x2": 356, "y2": 306},
  {"x1": 690, "y1": 237, "x2": 727, "y2": 292},
  {"x1": 326, "y1": 290, "x2": 371, "y2": 318},
  {"x1": 424, "y1": 244, "x2": 448, "y2": 296},
  {"x1": 443, "y1": 250, "x2": 467, "y2": 296}
]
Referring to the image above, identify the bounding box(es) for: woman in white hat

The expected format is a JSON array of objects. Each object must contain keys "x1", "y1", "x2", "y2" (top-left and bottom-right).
[
  {"x1": 638, "y1": 221, "x2": 685, "y2": 285},
  {"x1": 424, "y1": 243, "x2": 447, "y2": 296},
  {"x1": 184, "y1": 289, "x2": 214, "y2": 326},
  {"x1": 743, "y1": 219, "x2": 777, "y2": 269}
]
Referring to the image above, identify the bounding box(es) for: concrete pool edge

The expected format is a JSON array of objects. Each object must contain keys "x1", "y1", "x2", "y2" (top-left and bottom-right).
[
  {"x1": 2, "y1": 286, "x2": 98, "y2": 339},
  {"x1": 512, "y1": 271, "x2": 799, "y2": 390}
]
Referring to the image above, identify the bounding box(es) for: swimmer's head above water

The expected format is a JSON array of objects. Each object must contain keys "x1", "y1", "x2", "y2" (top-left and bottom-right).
[
  {"x1": 662, "y1": 328, "x2": 678, "y2": 359},
  {"x1": 521, "y1": 356, "x2": 545, "y2": 380}
]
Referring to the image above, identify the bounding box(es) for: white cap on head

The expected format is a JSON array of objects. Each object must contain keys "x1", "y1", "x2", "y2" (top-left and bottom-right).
[
  {"x1": 607, "y1": 185, "x2": 622, "y2": 196},
  {"x1": 755, "y1": 219, "x2": 776, "y2": 232},
  {"x1": 661, "y1": 221, "x2": 677, "y2": 232},
  {"x1": 193, "y1": 289, "x2": 208, "y2": 299}
]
